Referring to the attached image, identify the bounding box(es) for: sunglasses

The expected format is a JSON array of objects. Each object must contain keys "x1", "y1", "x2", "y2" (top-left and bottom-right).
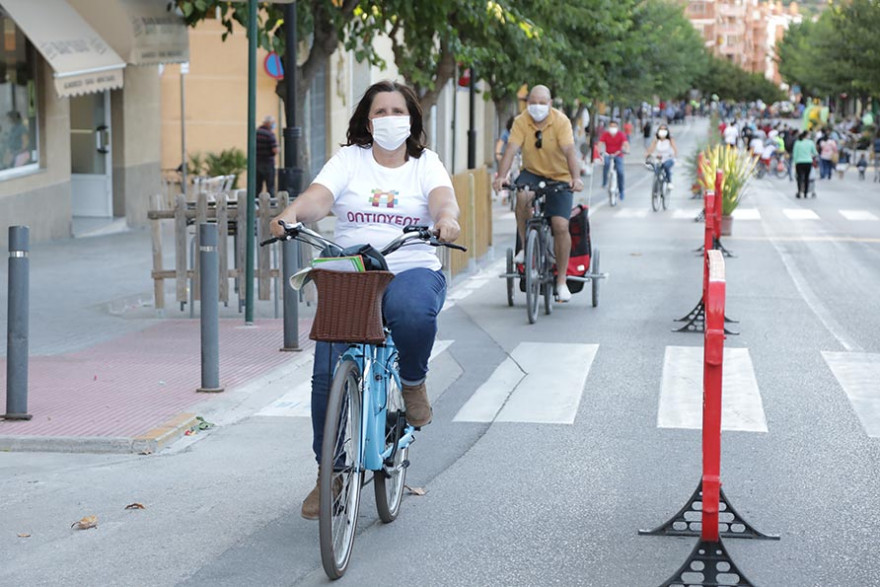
[{"x1": 535, "y1": 130, "x2": 543, "y2": 149}]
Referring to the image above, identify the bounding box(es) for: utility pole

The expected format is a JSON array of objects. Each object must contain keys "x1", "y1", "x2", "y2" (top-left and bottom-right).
[{"x1": 278, "y1": 1, "x2": 303, "y2": 197}]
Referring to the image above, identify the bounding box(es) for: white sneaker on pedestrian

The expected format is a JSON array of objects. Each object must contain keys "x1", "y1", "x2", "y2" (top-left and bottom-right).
[
  {"x1": 556, "y1": 282, "x2": 572, "y2": 302},
  {"x1": 667, "y1": 182, "x2": 674, "y2": 190},
  {"x1": 513, "y1": 250, "x2": 524, "y2": 264}
]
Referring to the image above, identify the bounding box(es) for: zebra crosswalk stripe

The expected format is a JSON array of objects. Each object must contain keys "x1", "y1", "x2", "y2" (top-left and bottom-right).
[
  {"x1": 822, "y1": 351, "x2": 880, "y2": 438},
  {"x1": 783, "y1": 209, "x2": 820, "y2": 220},
  {"x1": 658, "y1": 346, "x2": 768, "y2": 433},
  {"x1": 454, "y1": 342, "x2": 598, "y2": 424},
  {"x1": 839, "y1": 210, "x2": 879, "y2": 221}
]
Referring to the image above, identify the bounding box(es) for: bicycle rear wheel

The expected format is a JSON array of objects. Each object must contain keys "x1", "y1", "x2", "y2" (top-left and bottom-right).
[
  {"x1": 661, "y1": 180, "x2": 668, "y2": 210},
  {"x1": 375, "y1": 376, "x2": 408, "y2": 523},
  {"x1": 524, "y1": 228, "x2": 540, "y2": 324},
  {"x1": 591, "y1": 249, "x2": 600, "y2": 308},
  {"x1": 542, "y1": 226, "x2": 554, "y2": 315},
  {"x1": 319, "y1": 359, "x2": 364, "y2": 580}
]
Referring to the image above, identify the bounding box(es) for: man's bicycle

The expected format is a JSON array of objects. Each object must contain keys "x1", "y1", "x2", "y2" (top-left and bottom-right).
[
  {"x1": 605, "y1": 152, "x2": 623, "y2": 207},
  {"x1": 646, "y1": 156, "x2": 669, "y2": 212},
  {"x1": 501, "y1": 181, "x2": 605, "y2": 324},
  {"x1": 262, "y1": 222, "x2": 465, "y2": 580}
]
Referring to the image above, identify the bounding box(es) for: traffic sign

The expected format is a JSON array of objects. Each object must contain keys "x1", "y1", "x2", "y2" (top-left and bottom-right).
[{"x1": 264, "y1": 52, "x2": 284, "y2": 80}]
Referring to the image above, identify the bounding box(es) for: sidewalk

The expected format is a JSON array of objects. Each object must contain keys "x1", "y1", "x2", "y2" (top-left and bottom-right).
[{"x1": 0, "y1": 224, "x2": 319, "y2": 453}]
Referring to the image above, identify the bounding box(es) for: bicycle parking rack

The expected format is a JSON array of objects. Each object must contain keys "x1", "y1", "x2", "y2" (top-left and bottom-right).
[{"x1": 650, "y1": 250, "x2": 776, "y2": 587}]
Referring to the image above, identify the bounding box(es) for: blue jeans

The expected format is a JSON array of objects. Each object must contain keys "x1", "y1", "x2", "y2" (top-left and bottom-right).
[
  {"x1": 310, "y1": 268, "x2": 447, "y2": 462},
  {"x1": 819, "y1": 158, "x2": 834, "y2": 179},
  {"x1": 661, "y1": 159, "x2": 674, "y2": 183},
  {"x1": 602, "y1": 154, "x2": 625, "y2": 198}
]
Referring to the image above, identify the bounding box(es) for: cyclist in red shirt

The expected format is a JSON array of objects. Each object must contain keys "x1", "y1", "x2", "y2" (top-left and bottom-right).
[{"x1": 599, "y1": 120, "x2": 630, "y2": 200}]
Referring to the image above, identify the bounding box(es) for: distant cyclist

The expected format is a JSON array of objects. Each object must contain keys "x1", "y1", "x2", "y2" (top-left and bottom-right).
[
  {"x1": 644, "y1": 123, "x2": 678, "y2": 189},
  {"x1": 599, "y1": 120, "x2": 630, "y2": 200},
  {"x1": 492, "y1": 84, "x2": 583, "y2": 302}
]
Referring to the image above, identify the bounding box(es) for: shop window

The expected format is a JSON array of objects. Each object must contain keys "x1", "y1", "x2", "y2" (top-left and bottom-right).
[{"x1": 0, "y1": 12, "x2": 39, "y2": 179}]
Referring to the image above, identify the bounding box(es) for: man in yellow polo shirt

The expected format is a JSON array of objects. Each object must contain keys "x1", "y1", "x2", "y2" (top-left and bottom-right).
[{"x1": 493, "y1": 84, "x2": 583, "y2": 302}]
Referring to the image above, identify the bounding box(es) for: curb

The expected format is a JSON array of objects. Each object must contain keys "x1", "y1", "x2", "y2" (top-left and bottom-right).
[{"x1": 0, "y1": 413, "x2": 197, "y2": 455}]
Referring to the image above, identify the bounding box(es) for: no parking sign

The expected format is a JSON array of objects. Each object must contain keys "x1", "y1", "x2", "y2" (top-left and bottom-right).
[{"x1": 264, "y1": 52, "x2": 284, "y2": 80}]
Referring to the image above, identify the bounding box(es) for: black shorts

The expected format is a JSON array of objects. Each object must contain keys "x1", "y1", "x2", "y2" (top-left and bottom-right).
[{"x1": 515, "y1": 170, "x2": 573, "y2": 219}]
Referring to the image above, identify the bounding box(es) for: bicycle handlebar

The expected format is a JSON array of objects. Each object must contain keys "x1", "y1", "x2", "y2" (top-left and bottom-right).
[{"x1": 260, "y1": 221, "x2": 467, "y2": 255}]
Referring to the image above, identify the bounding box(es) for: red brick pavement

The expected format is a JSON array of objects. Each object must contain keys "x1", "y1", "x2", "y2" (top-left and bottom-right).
[{"x1": 0, "y1": 319, "x2": 314, "y2": 444}]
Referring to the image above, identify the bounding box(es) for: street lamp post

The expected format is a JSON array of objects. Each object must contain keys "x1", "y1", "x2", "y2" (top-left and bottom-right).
[{"x1": 278, "y1": 0, "x2": 303, "y2": 197}]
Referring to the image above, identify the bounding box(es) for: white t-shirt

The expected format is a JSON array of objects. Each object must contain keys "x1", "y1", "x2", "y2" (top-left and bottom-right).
[
  {"x1": 654, "y1": 138, "x2": 675, "y2": 161},
  {"x1": 723, "y1": 125, "x2": 738, "y2": 145},
  {"x1": 313, "y1": 144, "x2": 453, "y2": 274}
]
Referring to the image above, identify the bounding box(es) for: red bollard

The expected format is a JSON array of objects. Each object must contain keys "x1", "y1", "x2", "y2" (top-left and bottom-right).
[{"x1": 701, "y1": 250, "x2": 726, "y2": 543}]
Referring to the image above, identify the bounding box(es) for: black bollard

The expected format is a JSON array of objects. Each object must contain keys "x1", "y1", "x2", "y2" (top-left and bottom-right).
[
  {"x1": 5, "y1": 226, "x2": 32, "y2": 420},
  {"x1": 197, "y1": 223, "x2": 223, "y2": 392},
  {"x1": 280, "y1": 238, "x2": 301, "y2": 351}
]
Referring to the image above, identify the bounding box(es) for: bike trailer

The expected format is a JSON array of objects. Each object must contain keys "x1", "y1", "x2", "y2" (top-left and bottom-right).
[{"x1": 566, "y1": 204, "x2": 591, "y2": 293}]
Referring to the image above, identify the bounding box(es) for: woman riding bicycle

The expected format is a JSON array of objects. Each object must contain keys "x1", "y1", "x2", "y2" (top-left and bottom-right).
[
  {"x1": 270, "y1": 80, "x2": 461, "y2": 520},
  {"x1": 644, "y1": 123, "x2": 678, "y2": 189}
]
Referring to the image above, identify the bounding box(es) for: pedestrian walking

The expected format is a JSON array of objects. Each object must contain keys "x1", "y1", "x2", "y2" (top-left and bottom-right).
[
  {"x1": 818, "y1": 130, "x2": 838, "y2": 180},
  {"x1": 792, "y1": 131, "x2": 818, "y2": 198},
  {"x1": 256, "y1": 115, "x2": 278, "y2": 195}
]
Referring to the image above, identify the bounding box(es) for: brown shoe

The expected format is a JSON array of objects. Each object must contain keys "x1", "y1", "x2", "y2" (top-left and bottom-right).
[
  {"x1": 301, "y1": 472, "x2": 321, "y2": 520},
  {"x1": 301, "y1": 468, "x2": 343, "y2": 521},
  {"x1": 402, "y1": 382, "x2": 432, "y2": 427}
]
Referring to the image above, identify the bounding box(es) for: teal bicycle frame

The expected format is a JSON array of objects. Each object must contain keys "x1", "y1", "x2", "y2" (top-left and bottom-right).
[{"x1": 341, "y1": 332, "x2": 415, "y2": 472}]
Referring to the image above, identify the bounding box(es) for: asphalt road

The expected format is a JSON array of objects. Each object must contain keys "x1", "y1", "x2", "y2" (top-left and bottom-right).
[{"x1": 2, "y1": 118, "x2": 879, "y2": 586}]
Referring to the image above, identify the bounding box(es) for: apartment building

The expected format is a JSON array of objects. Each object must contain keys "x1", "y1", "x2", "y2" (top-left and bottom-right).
[{"x1": 683, "y1": 0, "x2": 802, "y2": 83}]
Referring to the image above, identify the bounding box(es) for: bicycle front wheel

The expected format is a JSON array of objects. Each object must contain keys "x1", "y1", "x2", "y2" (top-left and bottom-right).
[
  {"x1": 661, "y1": 180, "x2": 668, "y2": 210},
  {"x1": 375, "y1": 376, "x2": 408, "y2": 523},
  {"x1": 651, "y1": 177, "x2": 661, "y2": 212},
  {"x1": 608, "y1": 171, "x2": 618, "y2": 207},
  {"x1": 542, "y1": 226, "x2": 554, "y2": 315},
  {"x1": 319, "y1": 359, "x2": 364, "y2": 580},
  {"x1": 524, "y1": 228, "x2": 540, "y2": 324}
]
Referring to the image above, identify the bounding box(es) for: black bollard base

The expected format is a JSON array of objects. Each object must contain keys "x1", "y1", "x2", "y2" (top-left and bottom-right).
[
  {"x1": 279, "y1": 346, "x2": 303, "y2": 352},
  {"x1": 657, "y1": 538, "x2": 757, "y2": 587},
  {"x1": 196, "y1": 386, "x2": 225, "y2": 393},
  {"x1": 639, "y1": 481, "x2": 779, "y2": 540},
  {"x1": 3, "y1": 413, "x2": 33, "y2": 421}
]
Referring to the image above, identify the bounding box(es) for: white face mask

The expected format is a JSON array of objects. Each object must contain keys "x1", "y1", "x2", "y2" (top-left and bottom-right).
[
  {"x1": 528, "y1": 104, "x2": 550, "y2": 122},
  {"x1": 658, "y1": 130, "x2": 668, "y2": 138},
  {"x1": 371, "y1": 115, "x2": 411, "y2": 151},
  {"x1": 608, "y1": 127, "x2": 619, "y2": 136}
]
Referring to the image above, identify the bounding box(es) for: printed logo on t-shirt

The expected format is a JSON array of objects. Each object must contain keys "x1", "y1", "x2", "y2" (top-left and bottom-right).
[{"x1": 370, "y1": 189, "x2": 399, "y2": 208}]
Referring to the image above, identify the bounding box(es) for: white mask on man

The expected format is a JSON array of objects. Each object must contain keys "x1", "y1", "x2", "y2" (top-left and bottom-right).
[
  {"x1": 371, "y1": 115, "x2": 411, "y2": 151},
  {"x1": 528, "y1": 104, "x2": 550, "y2": 122}
]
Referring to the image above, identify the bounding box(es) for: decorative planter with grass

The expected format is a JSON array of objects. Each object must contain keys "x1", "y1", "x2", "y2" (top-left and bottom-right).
[{"x1": 698, "y1": 145, "x2": 756, "y2": 236}]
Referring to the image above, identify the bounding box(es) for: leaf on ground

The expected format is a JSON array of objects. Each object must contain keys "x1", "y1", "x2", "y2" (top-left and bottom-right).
[
  {"x1": 71, "y1": 515, "x2": 98, "y2": 530},
  {"x1": 404, "y1": 485, "x2": 427, "y2": 496},
  {"x1": 124, "y1": 503, "x2": 146, "y2": 510},
  {"x1": 630, "y1": 252, "x2": 643, "y2": 256},
  {"x1": 17, "y1": 533, "x2": 30, "y2": 538}
]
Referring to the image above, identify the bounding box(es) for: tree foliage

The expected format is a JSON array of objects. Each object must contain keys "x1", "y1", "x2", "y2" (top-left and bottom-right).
[{"x1": 777, "y1": 0, "x2": 880, "y2": 98}]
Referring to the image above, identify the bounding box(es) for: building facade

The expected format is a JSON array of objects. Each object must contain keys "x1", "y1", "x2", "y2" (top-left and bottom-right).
[
  {"x1": 0, "y1": 0, "x2": 189, "y2": 247},
  {"x1": 683, "y1": 0, "x2": 802, "y2": 84}
]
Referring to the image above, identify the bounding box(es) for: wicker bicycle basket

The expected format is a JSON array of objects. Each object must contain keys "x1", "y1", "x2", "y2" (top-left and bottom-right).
[{"x1": 308, "y1": 268, "x2": 395, "y2": 344}]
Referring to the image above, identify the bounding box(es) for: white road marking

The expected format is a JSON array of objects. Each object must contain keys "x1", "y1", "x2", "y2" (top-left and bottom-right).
[
  {"x1": 783, "y1": 208, "x2": 820, "y2": 220},
  {"x1": 454, "y1": 342, "x2": 598, "y2": 424},
  {"x1": 839, "y1": 210, "x2": 879, "y2": 221},
  {"x1": 614, "y1": 209, "x2": 650, "y2": 218},
  {"x1": 732, "y1": 208, "x2": 761, "y2": 220},
  {"x1": 658, "y1": 346, "x2": 768, "y2": 433},
  {"x1": 822, "y1": 351, "x2": 880, "y2": 438},
  {"x1": 255, "y1": 340, "x2": 454, "y2": 418},
  {"x1": 672, "y1": 209, "x2": 701, "y2": 219}
]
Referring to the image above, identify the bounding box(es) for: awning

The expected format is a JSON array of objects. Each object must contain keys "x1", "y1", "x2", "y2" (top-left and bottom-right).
[
  {"x1": 1, "y1": 0, "x2": 125, "y2": 98},
  {"x1": 68, "y1": 0, "x2": 189, "y2": 66}
]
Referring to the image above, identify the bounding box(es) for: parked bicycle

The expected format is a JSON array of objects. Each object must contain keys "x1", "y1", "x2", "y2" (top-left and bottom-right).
[
  {"x1": 646, "y1": 156, "x2": 669, "y2": 212},
  {"x1": 261, "y1": 221, "x2": 465, "y2": 579}
]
